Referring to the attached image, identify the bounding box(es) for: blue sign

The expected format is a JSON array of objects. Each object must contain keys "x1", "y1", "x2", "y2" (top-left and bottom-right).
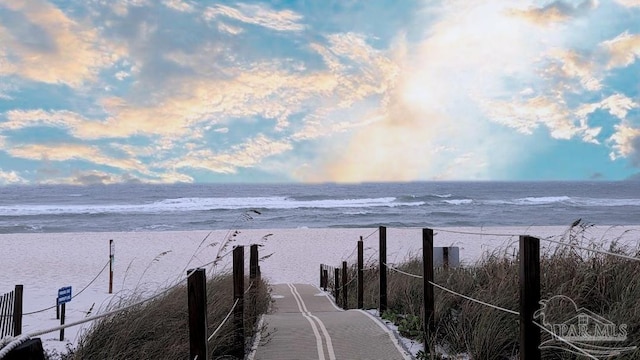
[{"x1": 58, "y1": 286, "x2": 72, "y2": 304}]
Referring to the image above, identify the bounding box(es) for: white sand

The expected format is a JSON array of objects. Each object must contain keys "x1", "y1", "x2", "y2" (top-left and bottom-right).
[{"x1": 1, "y1": 225, "x2": 639, "y2": 356}]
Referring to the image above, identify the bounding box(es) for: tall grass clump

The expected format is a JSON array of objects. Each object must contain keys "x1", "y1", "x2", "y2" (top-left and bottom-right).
[
  {"x1": 334, "y1": 222, "x2": 640, "y2": 359},
  {"x1": 70, "y1": 273, "x2": 270, "y2": 360}
]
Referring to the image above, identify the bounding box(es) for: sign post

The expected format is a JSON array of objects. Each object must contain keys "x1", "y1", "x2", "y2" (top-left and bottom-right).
[
  {"x1": 109, "y1": 240, "x2": 114, "y2": 294},
  {"x1": 57, "y1": 286, "x2": 72, "y2": 341}
]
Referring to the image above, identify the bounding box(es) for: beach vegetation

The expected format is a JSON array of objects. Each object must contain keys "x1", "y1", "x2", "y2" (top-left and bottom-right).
[{"x1": 334, "y1": 222, "x2": 640, "y2": 359}]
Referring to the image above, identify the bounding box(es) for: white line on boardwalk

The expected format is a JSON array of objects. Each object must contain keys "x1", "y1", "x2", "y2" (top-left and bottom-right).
[
  {"x1": 313, "y1": 285, "x2": 344, "y2": 312},
  {"x1": 287, "y1": 283, "x2": 326, "y2": 360},
  {"x1": 357, "y1": 310, "x2": 413, "y2": 360},
  {"x1": 289, "y1": 284, "x2": 337, "y2": 360}
]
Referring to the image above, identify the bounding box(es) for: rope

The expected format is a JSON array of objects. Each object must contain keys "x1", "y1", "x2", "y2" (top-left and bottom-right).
[
  {"x1": 244, "y1": 281, "x2": 254, "y2": 295},
  {"x1": 0, "y1": 335, "x2": 29, "y2": 359},
  {"x1": 334, "y1": 276, "x2": 357, "y2": 291},
  {"x1": 384, "y1": 263, "x2": 423, "y2": 279},
  {"x1": 428, "y1": 281, "x2": 519, "y2": 316},
  {"x1": 384, "y1": 263, "x2": 519, "y2": 316},
  {"x1": 363, "y1": 228, "x2": 378, "y2": 240},
  {"x1": 431, "y1": 228, "x2": 523, "y2": 237},
  {"x1": 540, "y1": 237, "x2": 640, "y2": 262},
  {"x1": 207, "y1": 299, "x2": 239, "y2": 342},
  {"x1": 0, "y1": 270, "x2": 198, "y2": 358},
  {"x1": 23, "y1": 259, "x2": 111, "y2": 316},
  {"x1": 533, "y1": 321, "x2": 597, "y2": 360}
]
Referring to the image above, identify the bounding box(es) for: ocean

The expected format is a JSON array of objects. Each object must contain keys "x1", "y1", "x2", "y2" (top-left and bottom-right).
[{"x1": 0, "y1": 181, "x2": 638, "y2": 233}]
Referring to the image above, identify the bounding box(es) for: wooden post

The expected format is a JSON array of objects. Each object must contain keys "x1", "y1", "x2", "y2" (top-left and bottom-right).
[
  {"x1": 334, "y1": 268, "x2": 340, "y2": 305},
  {"x1": 423, "y1": 228, "x2": 435, "y2": 352},
  {"x1": 342, "y1": 261, "x2": 348, "y2": 309},
  {"x1": 519, "y1": 236, "x2": 541, "y2": 360},
  {"x1": 379, "y1": 226, "x2": 387, "y2": 313},
  {"x1": 59, "y1": 303, "x2": 65, "y2": 341},
  {"x1": 249, "y1": 244, "x2": 258, "y2": 322},
  {"x1": 109, "y1": 239, "x2": 114, "y2": 294},
  {"x1": 233, "y1": 246, "x2": 245, "y2": 359},
  {"x1": 443, "y1": 247, "x2": 449, "y2": 269},
  {"x1": 12, "y1": 285, "x2": 22, "y2": 336},
  {"x1": 187, "y1": 268, "x2": 208, "y2": 360},
  {"x1": 56, "y1": 298, "x2": 59, "y2": 320},
  {"x1": 323, "y1": 269, "x2": 328, "y2": 291},
  {"x1": 250, "y1": 244, "x2": 258, "y2": 281},
  {"x1": 357, "y1": 237, "x2": 364, "y2": 309},
  {"x1": 0, "y1": 292, "x2": 9, "y2": 337},
  {"x1": 320, "y1": 264, "x2": 325, "y2": 289}
]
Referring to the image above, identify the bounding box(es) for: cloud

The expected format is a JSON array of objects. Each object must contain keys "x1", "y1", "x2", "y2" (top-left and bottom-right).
[
  {"x1": 615, "y1": 0, "x2": 640, "y2": 7},
  {"x1": 576, "y1": 93, "x2": 638, "y2": 121},
  {"x1": 0, "y1": 0, "x2": 123, "y2": 87},
  {"x1": 203, "y1": 3, "x2": 304, "y2": 32},
  {"x1": 544, "y1": 49, "x2": 602, "y2": 91},
  {"x1": 508, "y1": 0, "x2": 598, "y2": 25},
  {"x1": 481, "y1": 95, "x2": 601, "y2": 142},
  {"x1": 7, "y1": 143, "x2": 147, "y2": 173},
  {"x1": 0, "y1": 168, "x2": 26, "y2": 185},
  {"x1": 602, "y1": 31, "x2": 640, "y2": 68},
  {"x1": 162, "y1": 0, "x2": 194, "y2": 13},
  {"x1": 174, "y1": 134, "x2": 293, "y2": 174},
  {"x1": 608, "y1": 123, "x2": 640, "y2": 160}
]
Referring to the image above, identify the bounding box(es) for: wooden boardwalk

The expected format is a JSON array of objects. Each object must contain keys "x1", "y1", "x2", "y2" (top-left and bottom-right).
[{"x1": 250, "y1": 283, "x2": 412, "y2": 360}]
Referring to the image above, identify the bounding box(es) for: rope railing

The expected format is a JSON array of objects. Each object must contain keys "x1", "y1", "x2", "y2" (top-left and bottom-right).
[
  {"x1": 533, "y1": 321, "x2": 598, "y2": 360},
  {"x1": 23, "y1": 259, "x2": 111, "y2": 316},
  {"x1": 207, "y1": 298, "x2": 239, "y2": 342},
  {"x1": 333, "y1": 276, "x2": 357, "y2": 291},
  {"x1": 389, "y1": 225, "x2": 640, "y2": 263},
  {"x1": 539, "y1": 237, "x2": 640, "y2": 262},
  {"x1": 363, "y1": 228, "x2": 378, "y2": 240},
  {"x1": 384, "y1": 263, "x2": 520, "y2": 316},
  {"x1": 0, "y1": 269, "x2": 199, "y2": 359}
]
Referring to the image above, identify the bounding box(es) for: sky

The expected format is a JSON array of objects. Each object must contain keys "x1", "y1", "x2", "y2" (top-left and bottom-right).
[{"x1": 1, "y1": 0, "x2": 640, "y2": 185}]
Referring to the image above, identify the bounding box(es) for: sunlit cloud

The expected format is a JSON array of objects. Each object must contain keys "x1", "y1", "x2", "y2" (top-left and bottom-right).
[
  {"x1": 7, "y1": 143, "x2": 147, "y2": 173},
  {"x1": 602, "y1": 31, "x2": 640, "y2": 68},
  {"x1": 0, "y1": 0, "x2": 123, "y2": 87},
  {"x1": 615, "y1": 0, "x2": 640, "y2": 7},
  {"x1": 1, "y1": 0, "x2": 640, "y2": 184},
  {"x1": 609, "y1": 124, "x2": 640, "y2": 160},
  {"x1": 508, "y1": 0, "x2": 597, "y2": 25},
  {"x1": 0, "y1": 168, "x2": 25, "y2": 185},
  {"x1": 174, "y1": 134, "x2": 293, "y2": 174},
  {"x1": 203, "y1": 2, "x2": 304, "y2": 32}
]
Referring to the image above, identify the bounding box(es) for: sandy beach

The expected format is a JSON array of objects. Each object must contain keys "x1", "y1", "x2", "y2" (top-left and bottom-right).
[{"x1": 1, "y1": 225, "x2": 639, "y2": 355}]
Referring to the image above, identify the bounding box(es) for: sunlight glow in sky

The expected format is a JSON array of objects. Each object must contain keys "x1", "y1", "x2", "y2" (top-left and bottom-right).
[{"x1": 1, "y1": 0, "x2": 640, "y2": 184}]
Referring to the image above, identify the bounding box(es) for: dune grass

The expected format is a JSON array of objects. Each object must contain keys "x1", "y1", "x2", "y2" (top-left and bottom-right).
[
  {"x1": 331, "y1": 223, "x2": 640, "y2": 359},
  {"x1": 55, "y1": 273, "x2": 270, "y2": 360}
]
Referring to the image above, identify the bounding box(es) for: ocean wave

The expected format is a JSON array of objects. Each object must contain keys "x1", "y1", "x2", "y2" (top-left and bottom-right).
[
  {"x1": 443, "y1": 199, "x2": 473, "y2": 205},
  {"x1": 0, "y1": 196, "x2": 424, "y2": 216}
]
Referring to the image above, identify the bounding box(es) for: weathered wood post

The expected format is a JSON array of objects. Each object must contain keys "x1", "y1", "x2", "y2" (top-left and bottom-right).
[
  {"x1": 109, "y1": 239, "x2": 114, "y2": 294},
  {"x1": 13, "y1": 285, "x2": 22, "y2": 336},
  {"x1": 519, "y1": 236, "x2": 541, "y2": 360},
  {"x1": 320, "y1": 264, "x2": 324, "y2": 289},
  {"x1": 250, "y1": 244, "x2": 258, "y2": 322},
  {"x1": 56, "y1": 298, "x2": 59, "y2": 320},
  {"x1": 357, "y1": 237, "x2": 364, "y2": 309},
  {"x1": 342, "y1": 261, "x2": 348, "y2": 309},
  {"x1": 443, "y1": 247, "x2": 449, "y2": 269},
  {"x1": 423, "y1": 228, "x2": 435, "y2": 352},
  {"x1": 187, "y1": 268, "x2": 208, "y2": 360},
  {"x1": 334, "y1": 268, "x2": 340, "y2": 305},
  {"x1": 59, "y1": 303, "x2": 65, "y2": 341},
  {"x1": 323, "y1": 268, "x2": 328, "y2": 291},
  {"x1": 379, "y1": 226, "x2": 387, "y2": 313},
  {"x1": 233, "y1": 246, "x2": 245, "y2": 359}
]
